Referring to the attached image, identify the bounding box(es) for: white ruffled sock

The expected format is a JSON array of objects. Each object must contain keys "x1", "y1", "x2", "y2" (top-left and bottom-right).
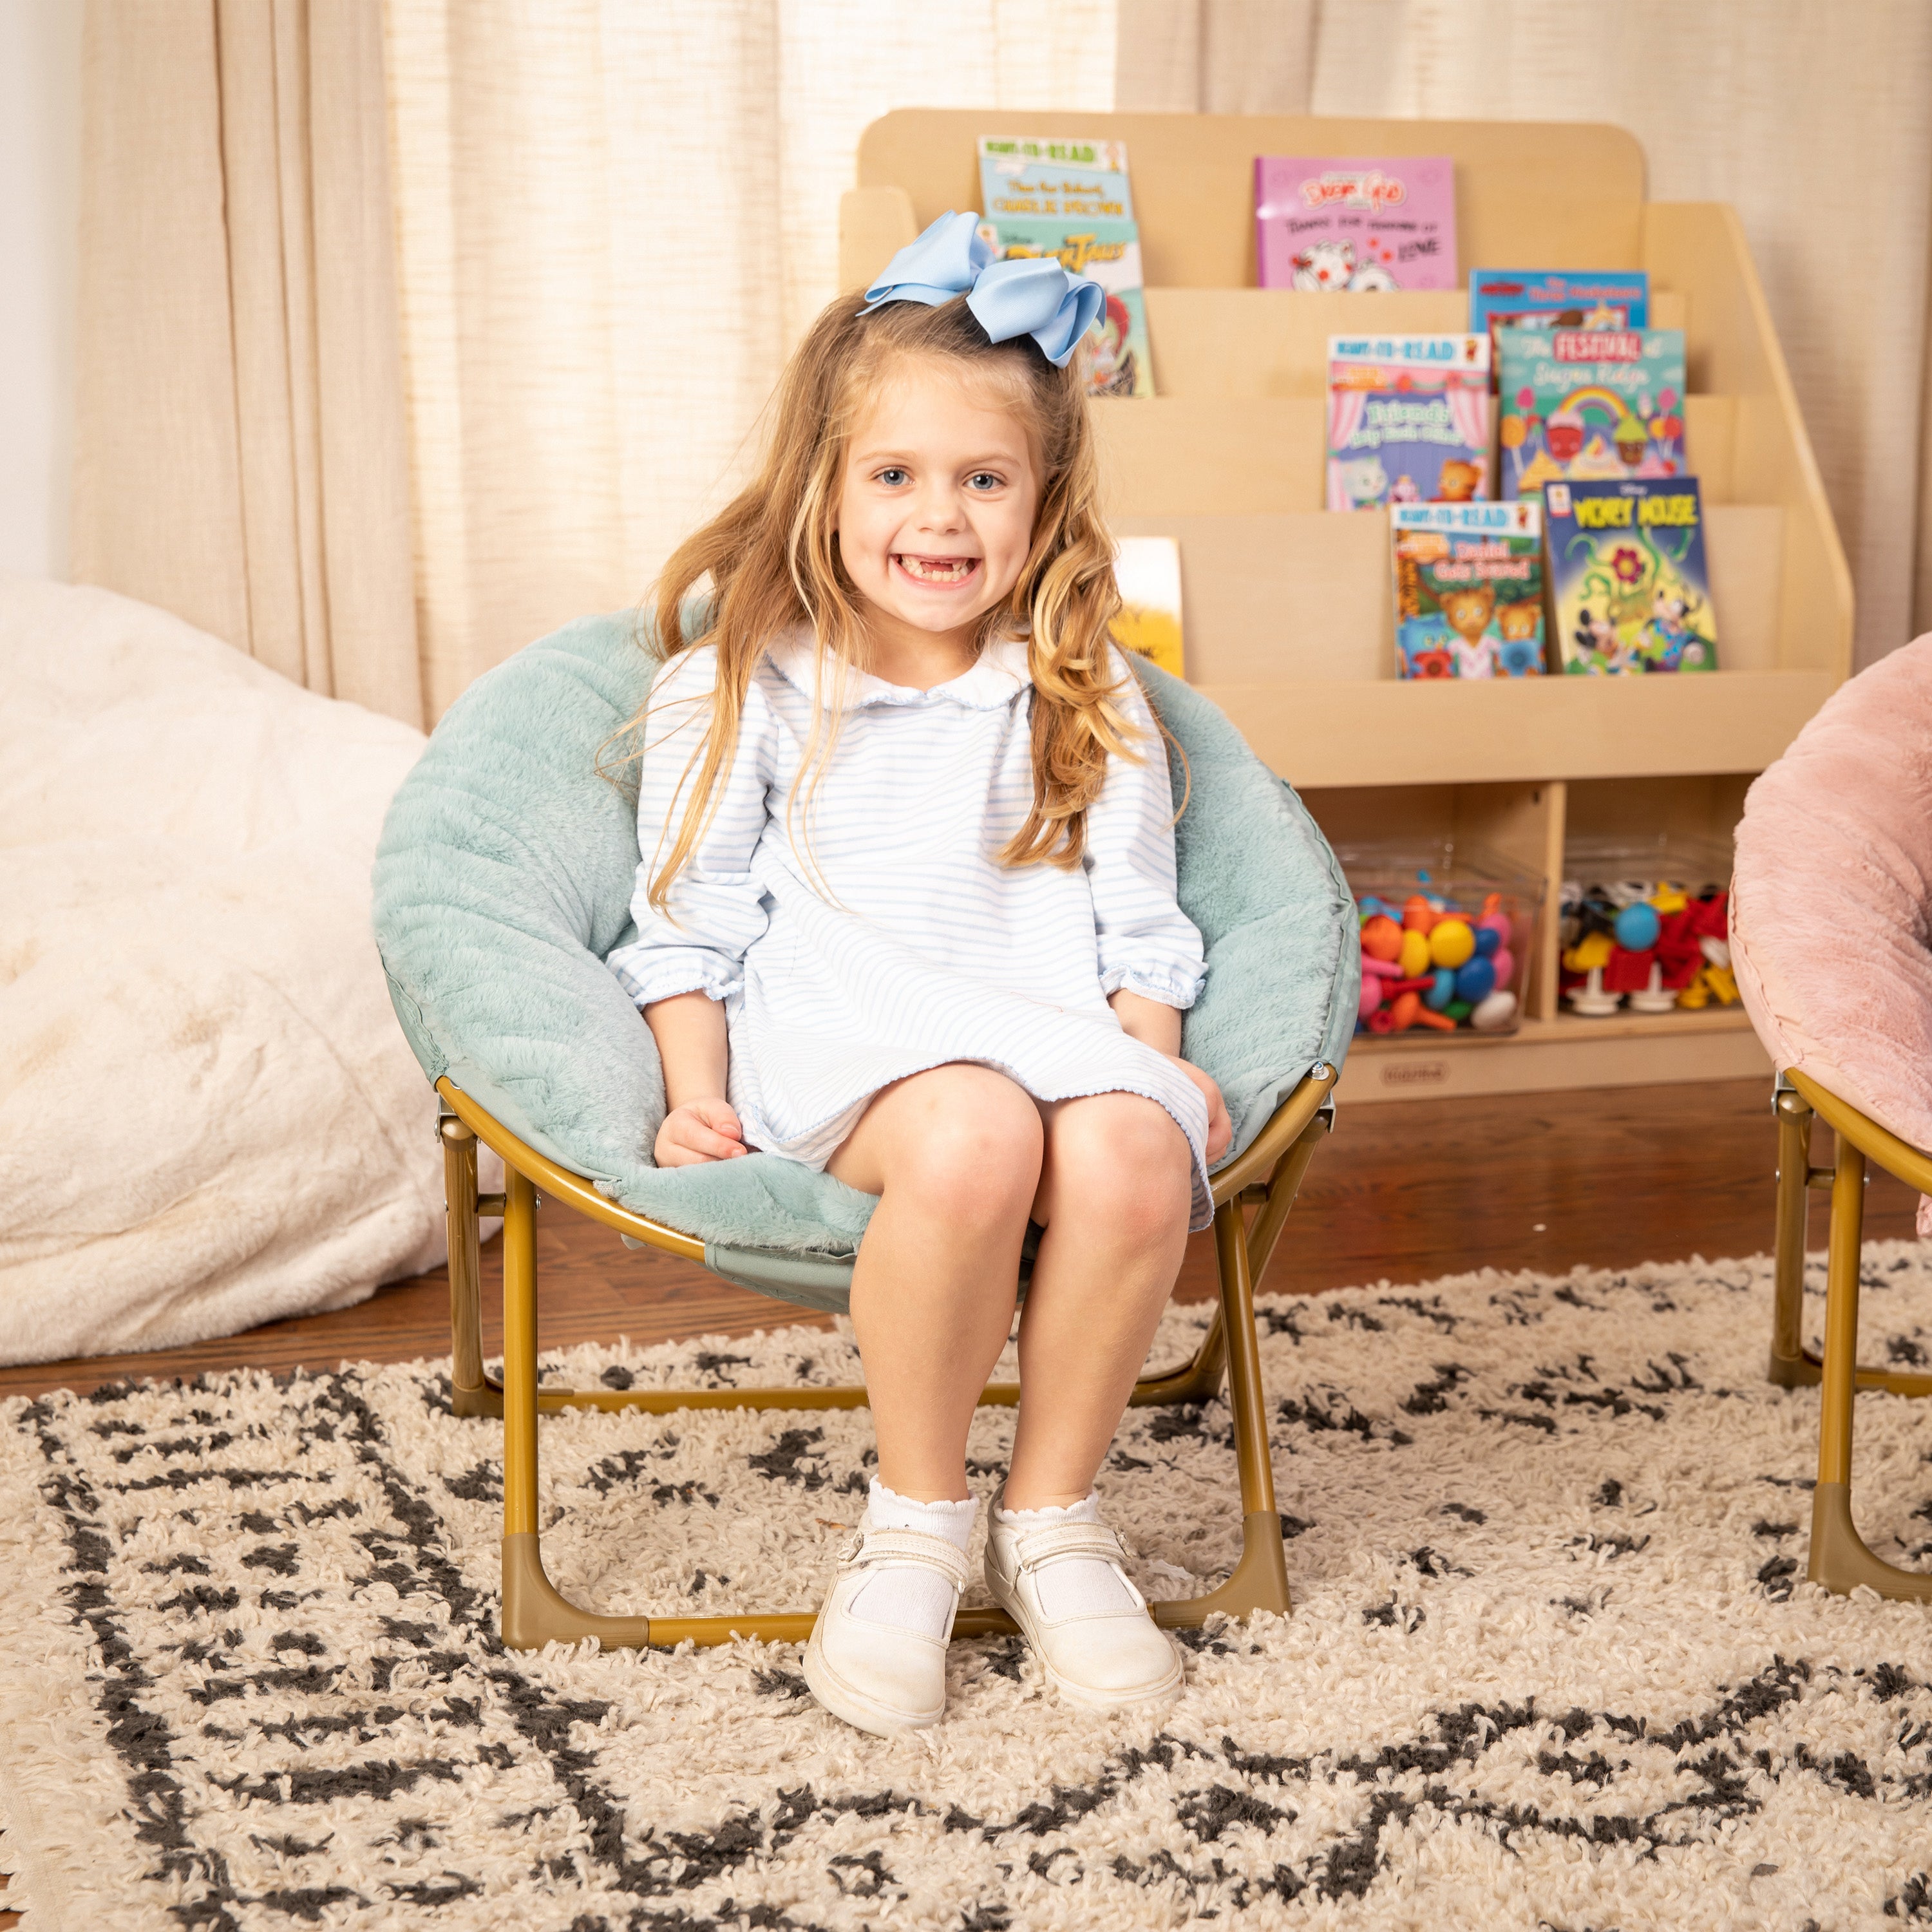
[
  {"x1": 995, "y1": 1490, "x2": 1140, "y2": 1618},
  {"x1": 846, "y1": 1479, "x2": 977, "y2": 1638}
]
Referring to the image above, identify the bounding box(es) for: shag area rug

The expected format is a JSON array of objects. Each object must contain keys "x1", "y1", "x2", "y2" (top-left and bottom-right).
[{"x1": 5, "y1": 1249, "x2": 1932, "y2": 1932}]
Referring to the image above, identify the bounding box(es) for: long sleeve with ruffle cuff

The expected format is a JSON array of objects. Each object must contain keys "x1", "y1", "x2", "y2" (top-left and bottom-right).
[
  {"x1": 603, "y1": 647, "x2": 775, "y2": 1010},
  {"x1": 1085, "y1": 654, "x2": 1208, "y2": 1013}
]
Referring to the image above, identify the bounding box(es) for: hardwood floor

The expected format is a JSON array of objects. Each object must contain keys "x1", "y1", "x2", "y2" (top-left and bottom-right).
[{"x1": 2, "y1": 1078, "x2": 1917, "y2": 1404}]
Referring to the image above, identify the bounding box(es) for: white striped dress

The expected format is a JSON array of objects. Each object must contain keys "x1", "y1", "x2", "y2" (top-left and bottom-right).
[{"x1": 606, "y1": 632, "x2": 1213, "y2": 1229}]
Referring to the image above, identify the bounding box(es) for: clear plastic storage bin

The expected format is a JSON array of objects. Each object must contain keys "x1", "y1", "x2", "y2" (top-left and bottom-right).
[
  {"x1": 1336, "y1": 840, "x2": 1546, "y2": 1039},
  {"x1": 1558, "y1": 833, "x2": 1736, "y2": 1017}
]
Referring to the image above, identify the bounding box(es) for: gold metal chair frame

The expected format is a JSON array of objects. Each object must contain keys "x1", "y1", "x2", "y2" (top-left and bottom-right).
[
  {"x1": 437, "y1": 1065, "x2": 1338, "y2": 1651},
  {"x1": 1770, "y1": 1069, "x2": 1932, "y2": 1600}
]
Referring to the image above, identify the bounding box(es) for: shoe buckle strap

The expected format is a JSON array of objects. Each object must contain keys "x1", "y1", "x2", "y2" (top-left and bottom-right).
[
  {"x1": 1013, "y1": 1522, "x2": 1130, "y2": 1572},
  {"x1": 840, "y1": 1527, "x2": 970, "y2": 1588}
]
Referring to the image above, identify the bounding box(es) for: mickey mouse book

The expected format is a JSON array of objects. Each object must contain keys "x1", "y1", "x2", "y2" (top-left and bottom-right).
[
  {"x1": 1544, "y1": 478, "x2": 1717, "y2": 674},
  {"x1": 1391, "y1": 501, "x2": 1546, "y2": 679}
]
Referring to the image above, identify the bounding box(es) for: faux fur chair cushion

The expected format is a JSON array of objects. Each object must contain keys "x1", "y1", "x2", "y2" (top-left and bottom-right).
[
  {"x1": 1732, "y1": 636, "x2": 1932, "y2": 1229},
  {"x1": 373, "y1": 613, "x2": 1357, "y2": 1265}
]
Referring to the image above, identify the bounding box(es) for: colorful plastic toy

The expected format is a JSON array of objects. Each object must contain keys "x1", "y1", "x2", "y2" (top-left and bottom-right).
[
  {"x1": 1361, "y1": 913, "x2": 1403, "y2": 962},
  {"x1": 1558, "y1": 857, "x2": 1734, "y2": 1019},
  {"x1": 1428, "y1": 917, "x2": 1475, "y2": 969},
  {"x1": 1349, "y1": 864, "x2": 1535, "y2": 1039}
]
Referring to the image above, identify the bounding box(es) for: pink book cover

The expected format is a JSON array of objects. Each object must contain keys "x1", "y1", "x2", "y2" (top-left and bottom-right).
[{"x1": 1255, "y1": 156, "x2": 1457, "y2": 292}]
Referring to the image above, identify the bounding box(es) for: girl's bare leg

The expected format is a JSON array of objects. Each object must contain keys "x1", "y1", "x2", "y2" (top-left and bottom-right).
[
  {"x1": 827, "y1": 1064, "x2": 1043, "y2": 1502},
  {"x1": 1005, "y1": 1093, "x2": 1193, "y2": 1510}
]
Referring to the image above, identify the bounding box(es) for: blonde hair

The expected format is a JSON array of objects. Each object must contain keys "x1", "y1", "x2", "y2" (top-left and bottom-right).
[{"x1": 612, "y1": 290, "x2": 1153, "y2": 914}]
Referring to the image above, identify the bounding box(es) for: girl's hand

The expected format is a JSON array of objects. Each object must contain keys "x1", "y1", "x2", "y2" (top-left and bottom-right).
[
  {"x1": 1172, "y1": 1057, "x2": 1232, "y2": 1164},
  {"x1": 655, "y1": 1097, "x2": 748, "y2": 1166}
]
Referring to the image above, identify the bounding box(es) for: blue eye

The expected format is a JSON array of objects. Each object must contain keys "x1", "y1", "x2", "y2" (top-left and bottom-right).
[
  {"x1": 967, "y1": 471, "x2": 1002, "y2": 491},
  {"x1": 877, "y1": 467, "x2": 909, "y2": 486}
]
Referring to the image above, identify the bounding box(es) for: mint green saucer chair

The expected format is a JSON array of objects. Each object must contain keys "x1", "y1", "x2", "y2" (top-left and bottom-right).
[{"x1": 374, "y1": 614, "x2": 1357, "y2": 1651}]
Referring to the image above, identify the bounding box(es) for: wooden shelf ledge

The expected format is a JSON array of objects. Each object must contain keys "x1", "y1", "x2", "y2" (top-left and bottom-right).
[
  {"x1": 1336, "y1": 1005, "x2": 1766, "y2": 1104},
  {"x1": 1352, "y1": 1006, "x2": 1756, "y2": 1054},
  {"x1": 1197, "y1": 670, "x2": 1835, "y2": 788}
]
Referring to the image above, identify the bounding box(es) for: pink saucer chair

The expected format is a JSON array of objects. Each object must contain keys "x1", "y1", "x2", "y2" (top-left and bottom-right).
[{"x1": 1732, "y1": 636, "x2": 1932, "y2": 1600}]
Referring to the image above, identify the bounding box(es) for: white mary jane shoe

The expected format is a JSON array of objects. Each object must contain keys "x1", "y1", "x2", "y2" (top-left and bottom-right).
[
  {"x1": 984, "y1": 1512, "x2": 1184, "y2": 1713},
  {"x1": 802, "y1": 1525, "x2": 970, "y2": 1736}
]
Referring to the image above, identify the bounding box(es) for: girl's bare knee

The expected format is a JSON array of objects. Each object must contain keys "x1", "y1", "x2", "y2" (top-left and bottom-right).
[
  {"x1": 887, "y1": 1065, "x2": 1043, "y2": 1224},
  {"x1": 1045, "y1": 1094, "x2": 1191, "y2": 1240}
]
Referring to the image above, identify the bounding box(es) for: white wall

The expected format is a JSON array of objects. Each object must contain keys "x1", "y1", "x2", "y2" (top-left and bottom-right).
[{"x1": 1, "y1": 0, "x2": 82, "y2": 581}]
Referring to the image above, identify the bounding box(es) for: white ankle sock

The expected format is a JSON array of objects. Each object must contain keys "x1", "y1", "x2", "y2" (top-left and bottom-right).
[
  {"x1": 846, "y1": 1480, "x2": 977, "y2": 1637},
  {"x1": 996, "y1": 1491, "x2": 1139, "y2": 1618}
]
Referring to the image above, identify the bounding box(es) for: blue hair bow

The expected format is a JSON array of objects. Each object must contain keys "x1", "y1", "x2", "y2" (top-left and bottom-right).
[{"x1": 860, "y1": 210, "x2": 1106, "y2": 368}]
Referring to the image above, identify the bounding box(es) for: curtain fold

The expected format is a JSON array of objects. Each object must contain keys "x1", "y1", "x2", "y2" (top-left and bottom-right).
[
  {"x1": 383, "y1": 0, "x2": 1117, "y2": 720},
  {"x1": 72, "y1": 0, "x2": 421, "y2": 725},
  {"x1": 1117, "y1": 0, "x2": 1932, "y2": 672}
]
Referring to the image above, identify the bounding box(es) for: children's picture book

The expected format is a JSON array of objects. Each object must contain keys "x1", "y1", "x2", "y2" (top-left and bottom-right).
[
  {"x1": 1109, "y1": 536, "x2": 1184, "y2": 679},
  {"x1": 1391, "y1": 501, "x2": 1546, "y2": 679},
  {"x1": 1255, "y1": 156, "x2": 1457, "y2": 291},
  {"x1": 1544, "y1": 478, "x2": 1717, "y2": 674},
  {"x1": 1496, "y1": 327, "x2": 1687, "y2": 499},
  {"x1": 1468, "y1": 269, "x2": 1650, "y2": 363},
  {"x1": 978, "y1": 134, "x2": 1153, "y2": 397},
  {"x1": 1327, "y1": 334, "x2": 1490, "y2": 510}
]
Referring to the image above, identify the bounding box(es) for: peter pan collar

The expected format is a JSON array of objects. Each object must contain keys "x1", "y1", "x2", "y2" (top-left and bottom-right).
[{"x1": 765, "y1": 630, "x2": 1031, "y2": 712}]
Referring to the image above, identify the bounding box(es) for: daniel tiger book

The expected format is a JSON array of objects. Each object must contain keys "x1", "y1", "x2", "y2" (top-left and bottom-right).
[{"x1": 1390, "y1": 502, "x2": 1546, "y2": 679}]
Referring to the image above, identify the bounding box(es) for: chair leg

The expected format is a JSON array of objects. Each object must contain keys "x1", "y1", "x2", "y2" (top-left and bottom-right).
[
  {"x1": 440, "y1": 1119, "x2": 497, "y2": 1418},
  {"x1": 1150, "y1": 1192, "x2": 1291, "y2": 1627},
  {"x1": 1806, "y1": 1132, "x2": 1932, "y2": 1600},
  {"x1": 1764, "y1": 1084, "x2": 1932, "y2": 1398},
  {"x1": 1128, "y1": 1108, "x2": 1329, "y2": 1411},
  {"x1": 499, "y1": 1166, "x2": 656, "y2": 1649},
  {"x1": 1768, "y1": 1086, "x2": 1814, "y2": 1387}
]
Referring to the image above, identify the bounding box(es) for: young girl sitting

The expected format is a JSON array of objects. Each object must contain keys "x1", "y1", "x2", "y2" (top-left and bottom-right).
[{"x1": 605, "y1": 213, "x2": 1231, "y2": 1736}]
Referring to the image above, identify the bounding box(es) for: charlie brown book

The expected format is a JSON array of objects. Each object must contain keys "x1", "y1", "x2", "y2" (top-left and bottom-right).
[
  {"x1": 1390, "y1": 501, "x2": 1546, "y2": 679},
  {"x1": 978, "y1": 134, "x2": 1153, "y2": 397},
  {"x1": 1544, "y1": 478, "x2": 1717, "y2": 674}
]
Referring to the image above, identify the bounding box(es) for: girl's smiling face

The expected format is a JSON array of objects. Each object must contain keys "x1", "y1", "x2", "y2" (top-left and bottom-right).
[{"x1": 835, "y1": 355, "x2": 1040, "y2": 676}]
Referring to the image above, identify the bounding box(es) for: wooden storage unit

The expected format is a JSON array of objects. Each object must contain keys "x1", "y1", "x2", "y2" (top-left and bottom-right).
[{"x1": 841, "y1": 111, "x2": 1853, "y2": 1103}]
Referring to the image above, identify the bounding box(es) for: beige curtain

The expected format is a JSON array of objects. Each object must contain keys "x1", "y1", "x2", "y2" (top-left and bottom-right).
[
  {"x1": 71, "y1": 0, "x2": 421, "y2": 726},
  {"x1": 1119, "y1": 0, "x2": 1932, "y2": 673},
  {"x1": 383, "y1": 0, "x2": 1117, "y2": 720}
]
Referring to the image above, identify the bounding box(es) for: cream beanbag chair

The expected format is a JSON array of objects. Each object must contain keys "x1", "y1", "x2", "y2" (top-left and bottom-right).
[
  {"x1": 0, "y1": 576, "x2": 451, "y2": 1365},
  {"x1": 1732, "y1": 635, "x2": 1932, "y2": 1231}
]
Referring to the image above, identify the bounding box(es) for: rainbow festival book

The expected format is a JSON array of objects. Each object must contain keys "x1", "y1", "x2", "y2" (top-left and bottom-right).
[
  {"x1": 1496, "y1": 326, "x2": 1687, "y2": 498},
  {"x1": 1327, "y1": 334, "x2": 1490, "y2": 511},
  {"x1": 1391, "y1": 500, "x2": 1546, "y2": 679},
  {"x1": 977, "y1": 133, "x2": 1153, "y2": 397},
  {"x1": 1544, "y1": 477, "x2": 1717, "y2": 675}
]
